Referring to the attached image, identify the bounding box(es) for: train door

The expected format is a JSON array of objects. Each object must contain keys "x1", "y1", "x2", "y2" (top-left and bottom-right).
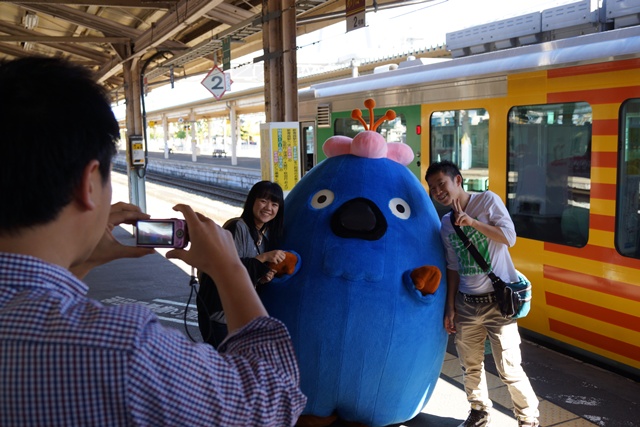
[{"x1": 300, "y1": 121, "x2": 316, "y2": 175}]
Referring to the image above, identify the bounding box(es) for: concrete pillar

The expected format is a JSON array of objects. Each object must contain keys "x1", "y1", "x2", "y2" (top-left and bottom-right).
[
  {"x1": 190, "y1": 109, "x2": 197, "y2": 162},
  {"x1": 207, "y1": 118, "x2": 213, "y2": 152},
  {"x1": 229, "y1": 102, "x2": 238, "y2": 166},
  {"x1": 162, "y1": 114, "x2": 169, "y2": 159}
]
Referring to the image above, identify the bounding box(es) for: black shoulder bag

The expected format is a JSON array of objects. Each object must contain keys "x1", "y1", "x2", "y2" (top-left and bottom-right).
[{"x1": 449, "y1": 213, "x2": 531, "y2": 319}]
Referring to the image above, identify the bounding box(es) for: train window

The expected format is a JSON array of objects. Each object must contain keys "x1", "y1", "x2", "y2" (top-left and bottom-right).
[
  {"x1": 334, "y1": 115, "x2": 406, "y2": 143},
  {"x1": 430, "y1": 109, "x2": 489, "y2": 192},
  {"x1": 507, "y1": 102, "x2": 591, "y2": 247},
  {"x1": 301, "y1": 122, "x2": 316, "y2": 175},
  {"x1": 616, "y1": 100, "x2": 640, "y2": 258}
]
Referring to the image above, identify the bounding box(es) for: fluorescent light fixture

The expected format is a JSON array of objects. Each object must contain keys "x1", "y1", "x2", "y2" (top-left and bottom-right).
[{"x1": 23, "y1": 13, "x2": 38, "y2": 30}]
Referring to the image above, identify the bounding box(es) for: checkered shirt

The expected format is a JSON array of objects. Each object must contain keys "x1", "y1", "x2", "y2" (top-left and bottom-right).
[{"x1": 0, "y1": 252, "x2": 306, "y2": 426}]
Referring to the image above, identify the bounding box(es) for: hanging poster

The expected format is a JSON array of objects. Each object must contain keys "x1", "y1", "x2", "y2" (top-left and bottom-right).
[{"x1": 260, "y1": 122, "x2": 301, "y2": 194}]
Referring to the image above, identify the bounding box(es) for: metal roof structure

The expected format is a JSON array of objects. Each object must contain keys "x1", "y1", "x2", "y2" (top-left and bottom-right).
[{"x1": 0, "y1": 0, "x2": 361, "y2": 101}]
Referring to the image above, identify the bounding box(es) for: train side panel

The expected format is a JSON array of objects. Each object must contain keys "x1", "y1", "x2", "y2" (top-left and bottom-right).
[
  {"x1": 418, "y1": 61, "x2": 640, "y2": 374},
  {"x1": 527, "y1": 60, "x2": 640, "y2": 372},
  {"x1": 316, "y1": 105, "x2": 422, "y2": 177}
]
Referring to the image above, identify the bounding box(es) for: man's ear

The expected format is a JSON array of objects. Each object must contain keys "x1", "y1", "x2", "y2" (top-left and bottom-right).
[
  {"x1": 75, "y1": 160, "x2": 101, "y2": 211},
  {"x1": 454, "y1": 174, "x2": 464, "y2": 187}
]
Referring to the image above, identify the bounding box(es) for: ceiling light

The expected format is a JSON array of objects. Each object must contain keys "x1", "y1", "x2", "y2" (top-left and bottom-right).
[{"x1": 23, "y1": 13, "x2": 38, "y2": 30}]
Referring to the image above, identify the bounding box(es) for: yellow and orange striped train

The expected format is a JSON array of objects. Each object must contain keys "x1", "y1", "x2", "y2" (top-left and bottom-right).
[{"x1": 298, "y1": 21, "x2": 640, "y2": 380}]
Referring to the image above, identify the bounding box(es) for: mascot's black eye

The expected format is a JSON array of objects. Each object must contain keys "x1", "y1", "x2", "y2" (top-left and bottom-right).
[
  {"x1": 311, "y1": 189, "x2": 335, "y2": 209},
  {"x1": 389, "y1": 198, "x2": 411, "y2": 220}
]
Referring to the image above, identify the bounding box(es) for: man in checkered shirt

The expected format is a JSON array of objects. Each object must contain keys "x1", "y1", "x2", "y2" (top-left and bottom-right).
[{"x1": 0, "y1": 56, "x2": 306, "y2": 427}]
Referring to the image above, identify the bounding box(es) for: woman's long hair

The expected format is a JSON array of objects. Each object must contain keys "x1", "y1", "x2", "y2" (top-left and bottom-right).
[{"x1": 240, "y1": 180, "x2": 285, "y2": 248}]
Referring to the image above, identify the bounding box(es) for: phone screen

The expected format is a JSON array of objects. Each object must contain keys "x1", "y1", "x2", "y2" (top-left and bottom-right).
[{"x1": 137, "y1": 220, "x2": 174, "y2": 246}]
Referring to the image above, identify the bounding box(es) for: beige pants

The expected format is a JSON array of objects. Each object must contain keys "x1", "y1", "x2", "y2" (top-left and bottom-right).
[{"x1": 454, "y1": 292, "x2": 540, "y2": 421}]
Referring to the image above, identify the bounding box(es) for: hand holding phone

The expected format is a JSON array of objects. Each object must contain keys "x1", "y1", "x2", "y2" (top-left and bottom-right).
[{"x1": 136, "y1": 219, "x2": 189, "y2": 248}]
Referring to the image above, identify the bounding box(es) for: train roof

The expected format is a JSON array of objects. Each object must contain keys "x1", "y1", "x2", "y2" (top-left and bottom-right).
[{"x1": 302, "y1": 25, "x2": 640, "y2": 101}]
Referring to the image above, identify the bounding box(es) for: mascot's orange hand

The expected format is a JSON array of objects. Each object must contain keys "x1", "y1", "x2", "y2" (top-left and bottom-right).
[
  {"x1": 410, "y1": 266, "x2": 442, "y2": 295},
  {"x1": 267, "y1": 251, "x2": 298, "y2": 277}
]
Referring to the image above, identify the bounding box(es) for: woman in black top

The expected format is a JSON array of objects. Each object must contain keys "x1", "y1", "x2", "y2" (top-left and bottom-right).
[{"x1": 197, "y1": 180, "x2": 286, "y2": 347}]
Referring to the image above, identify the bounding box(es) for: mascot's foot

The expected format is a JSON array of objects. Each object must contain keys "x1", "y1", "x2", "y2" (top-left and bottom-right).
[
  {"x1": 296, "y1": 414, "x2": 337, "y2": 427},
  {"x1": 296, "y1": 414, "x2": 370, "y2": 427}
]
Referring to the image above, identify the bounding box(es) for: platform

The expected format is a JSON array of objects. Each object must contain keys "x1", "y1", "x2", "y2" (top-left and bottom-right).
[
  {"x1": 145, "y1": 150, "x2": 261, "y2": 170},
  {"x1": 84, "y1": 227, "x2": 639, "y2": 427}
]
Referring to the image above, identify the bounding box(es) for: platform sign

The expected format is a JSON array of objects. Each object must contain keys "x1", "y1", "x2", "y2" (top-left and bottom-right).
[
  {"x1": 201, "y1": 65, "x2": 232, "y2": 100},
  {"x1": 128, "y1": 135, "x2": 145, "y2": 166},
  {"x1": 260, "y1": 122, "x2": 301, "y2": 194},
  {"x1": 346, "y1": 0, "x2": 365, "y2": 32},
  {"x1": 222, "y1": 37, "x2": 231, "y2": 71}
]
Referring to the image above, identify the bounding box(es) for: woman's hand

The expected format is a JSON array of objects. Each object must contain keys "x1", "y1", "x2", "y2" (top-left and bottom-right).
[
  {"x1": 256, "y1": 249, "x2": 286, "y2": 265},
  {"x1": 258, "y1": 269, "x2": 276, "y2": 284}
]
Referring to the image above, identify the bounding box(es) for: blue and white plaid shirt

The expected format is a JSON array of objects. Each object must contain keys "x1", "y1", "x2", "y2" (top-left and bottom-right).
[{"x1": 0, "y1": 252, "x2": 306, "y2": 426}]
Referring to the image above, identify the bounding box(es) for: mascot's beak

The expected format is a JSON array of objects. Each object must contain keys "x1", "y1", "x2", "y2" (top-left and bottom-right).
[
  {"x1": 330, "y1": 197, "x2": 387, "y2": 241},
  {"x1": 410, "y1": 266, "x2": 442, "y2": 295}
]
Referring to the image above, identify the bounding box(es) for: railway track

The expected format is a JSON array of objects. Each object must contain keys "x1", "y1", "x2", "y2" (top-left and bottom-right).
[{"x1": 113, "y1": 164, "x2": 248, "y2": 206}]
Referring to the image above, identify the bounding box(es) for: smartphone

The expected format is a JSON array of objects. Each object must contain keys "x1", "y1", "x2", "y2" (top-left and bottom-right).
[{"x1": 136, "y1": 219, "x2": 189, "y2": 248}]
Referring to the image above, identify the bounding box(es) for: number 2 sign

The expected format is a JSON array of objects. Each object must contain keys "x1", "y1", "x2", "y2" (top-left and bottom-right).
[
  {"x1": 345, "y1": 0, "x2": 365, "y2": 33},
  {"x1": 201, "y1": 65, "x2": 232, "y2": 100}
]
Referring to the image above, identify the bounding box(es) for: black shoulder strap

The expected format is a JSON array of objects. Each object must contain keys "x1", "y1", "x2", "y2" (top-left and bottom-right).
[{"x1": 449, "y1": 213, "x2": 501, "y2": 283}]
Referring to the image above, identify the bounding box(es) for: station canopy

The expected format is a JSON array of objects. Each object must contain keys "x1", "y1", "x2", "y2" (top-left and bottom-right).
[{"x1": 0, "y1": 0, "x2": 356, "y2": 102}]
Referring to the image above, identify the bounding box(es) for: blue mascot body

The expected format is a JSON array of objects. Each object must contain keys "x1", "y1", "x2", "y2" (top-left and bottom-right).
[{"x1": 261, "y1": 100, "x2": 448, "y2": 427}]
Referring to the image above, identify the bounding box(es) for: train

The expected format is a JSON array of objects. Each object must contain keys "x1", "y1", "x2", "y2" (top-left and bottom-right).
[{"x1": 297, "y1": 3, "x2": 640, "y2": 380}]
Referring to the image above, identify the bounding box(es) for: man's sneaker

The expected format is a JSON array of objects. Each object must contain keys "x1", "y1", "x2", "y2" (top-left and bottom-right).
[
  {"x1": 458, "y1": 408, "x2": 491, "y2": 427},
  {"x1": 518, "y1": 419, "x2": 540, "y2": 427}
]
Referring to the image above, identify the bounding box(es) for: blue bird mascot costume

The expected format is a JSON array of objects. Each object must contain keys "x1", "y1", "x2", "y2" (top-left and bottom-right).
[{"x1": 261, "y1": 99, "x2": 448, "y2": 427}]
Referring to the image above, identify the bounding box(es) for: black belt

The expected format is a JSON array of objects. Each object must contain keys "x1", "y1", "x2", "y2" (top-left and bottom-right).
[{"x1": 460, "y1": 291, "x2": 497, "y2": 304}]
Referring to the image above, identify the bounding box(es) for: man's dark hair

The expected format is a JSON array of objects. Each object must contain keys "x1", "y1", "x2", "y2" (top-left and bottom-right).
[
  {"x1": 425, "y1": 160, "x2": 463, "y2": 182},
  {"x1": 0, "y1": 56, "x2": 118, "y2": 234},
  {"x1": 241, "y1": 180, "x2": 285, "y2": 247}
]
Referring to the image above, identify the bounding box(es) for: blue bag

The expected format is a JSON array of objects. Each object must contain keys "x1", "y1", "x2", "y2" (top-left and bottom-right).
[{"x1": 491, "y1": 272, "x2": 532, "y2": 319}]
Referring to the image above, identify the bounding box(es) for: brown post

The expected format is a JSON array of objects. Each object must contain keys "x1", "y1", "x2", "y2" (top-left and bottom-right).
[
  {"x1": 262, "y1": 0, "x2": 297, "y2": 123},
  {"x1": 282, "y1": 0, "x2": 298, "y2": 122}
]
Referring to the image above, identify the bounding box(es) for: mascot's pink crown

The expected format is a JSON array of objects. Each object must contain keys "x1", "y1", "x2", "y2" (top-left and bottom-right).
[{"x1": 322, "y1": 98, "x2": 415, "y2": 166}]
